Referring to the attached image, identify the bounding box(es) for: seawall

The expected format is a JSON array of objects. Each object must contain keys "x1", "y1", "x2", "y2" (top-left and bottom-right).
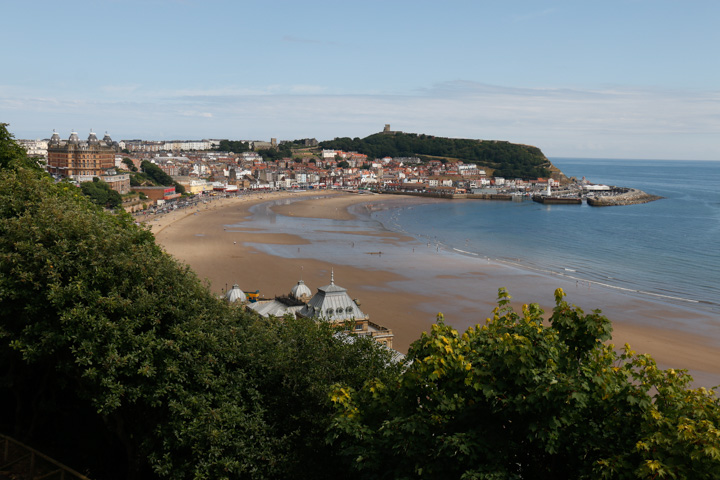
[{"x1": 381, "y1": 191, "x2": 513, "y2": 201}]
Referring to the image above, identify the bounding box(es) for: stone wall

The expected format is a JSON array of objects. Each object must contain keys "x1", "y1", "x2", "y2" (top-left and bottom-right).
[{"x1": 587, "y1": 188, "x2": 663, "y2": 206}]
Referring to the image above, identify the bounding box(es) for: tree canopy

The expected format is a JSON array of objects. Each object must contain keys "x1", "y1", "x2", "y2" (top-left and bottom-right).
[
  {"x1": 80, "y1": 178, "x2": 123, "y2": 208},
  {"x1": 140, "y1": 160, "x2": 174, "y2": 186},
  {"x1": 257, "y1": 143, "x2": 292, "y2": 161},
  {"x1": 136, "y1": 160, "x2": 185, "y2": 194},
  {"x1": 216, "y1": 139, "x2": 251, "y2": 153},
  {"x1": 0, "y1": 123, "x2": 43, "y2": 172},
  {"x1": 121, "y1": 158, "x2": 138, "y2": 172},
  {"x1": 330, "y1": 289, "x2": 720, "y2": 479}
]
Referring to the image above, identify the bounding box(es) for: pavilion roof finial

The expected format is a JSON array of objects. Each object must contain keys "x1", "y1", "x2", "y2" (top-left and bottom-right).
[{"x1": 331, "y1": 268, "x2": 335, "y2": 285}]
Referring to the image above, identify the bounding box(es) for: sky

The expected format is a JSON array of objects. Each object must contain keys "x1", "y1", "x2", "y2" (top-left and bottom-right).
[{"x1": 1, "y1": 0, "x2": 719, "y2": 160}]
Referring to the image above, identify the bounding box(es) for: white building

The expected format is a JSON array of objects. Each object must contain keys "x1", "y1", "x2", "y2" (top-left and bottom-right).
[{"x1": 17, "y1": 139, "x2": 49, "y2": 158}]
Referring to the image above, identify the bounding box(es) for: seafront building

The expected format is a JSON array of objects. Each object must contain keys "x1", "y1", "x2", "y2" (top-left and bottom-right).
[
  {"x1": 236, "y1": 273, "x2": 395, "y2": 349},
  {"x1": 47, "y1": 130, "x2": 118, "y2": 181}
]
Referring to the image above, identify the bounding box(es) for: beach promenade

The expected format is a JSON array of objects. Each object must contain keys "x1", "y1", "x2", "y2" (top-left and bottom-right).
[{"x1": 149, "y1": 191, "x2": 720, "y2": 388}]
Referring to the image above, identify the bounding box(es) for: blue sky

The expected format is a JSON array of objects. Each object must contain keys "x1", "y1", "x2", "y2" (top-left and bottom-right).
[{"x1": 2, "y1": 0, "x2": 719, "y2": 160}]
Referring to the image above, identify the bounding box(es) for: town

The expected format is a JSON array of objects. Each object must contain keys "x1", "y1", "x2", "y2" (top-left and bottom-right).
[{"x1": 18, "y1": 125, "x2": 585, "y2": 211}]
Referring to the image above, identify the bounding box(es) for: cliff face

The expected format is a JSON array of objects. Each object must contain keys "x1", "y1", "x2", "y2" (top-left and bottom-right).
[
  {"x1": 587, "y1": 188, "x2": 663, "y2": 206},
  {"x1": 546, "y1": 161, "x2": 570, "y2": 184}
]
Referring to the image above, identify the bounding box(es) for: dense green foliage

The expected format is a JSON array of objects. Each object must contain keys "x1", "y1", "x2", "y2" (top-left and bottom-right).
[
  {"x1": 80, "y1": 178, "x2": 123, "y2": 208},
  {"x1": 135, "y1": 160, "x2": 185, "y2": 194},
  {"x1": 330, "y1": 289, "x2": 720, "y2": 479},
  {"x1": 0, "y1": 126, "x2": 399, "y2": 479},
  {"x1": 257, "y1": 143, "x2": 292, "y2": 161},
  {"x1": 0, "y1": 123, "x2": 43, "y2": 171},
  {"x1": 217, "y1": 139, "x2": 251, "y2": 153},
  {"x1": 320, "y1": 132, "x2": 551, "y2": 179},
  {"x1": 140, "y1": 160, "x2": 174, "y2": 186},
  {"x1": 121, "y1": 158, "x2": 138, "y2": 172}
]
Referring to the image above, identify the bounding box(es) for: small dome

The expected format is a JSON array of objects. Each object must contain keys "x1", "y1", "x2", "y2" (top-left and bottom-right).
[
  {"x1": 49, "y1": 130, "x2": 61, "y2": 145},
  {"x1": 226, "y1": 284, "x2": 246, "y2": 303},
  {"x1": 88, "y1": 131, "x2": 99, "y2": 144},
  {"x1": 290, "y1": 279, "x2": 312, "y2": 300},
  {"x1": 102, "y1": 131, "x2": 113, "y2": 143},
  {"x1": 68, "y1": 131, "x2": 79, "y2": 144}
]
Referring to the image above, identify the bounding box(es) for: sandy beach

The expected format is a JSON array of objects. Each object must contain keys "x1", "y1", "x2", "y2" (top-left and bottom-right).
[{"x1": 151, "y1": 191, "x2": 720, "y2": 388}]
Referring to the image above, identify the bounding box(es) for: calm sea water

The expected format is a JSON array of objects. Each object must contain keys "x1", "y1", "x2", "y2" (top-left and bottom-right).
[{"x1": 371, "y1": 158, "x2": 720, "y2": 314}]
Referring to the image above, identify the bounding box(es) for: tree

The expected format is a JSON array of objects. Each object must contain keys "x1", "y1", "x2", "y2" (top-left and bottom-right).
[
  {"x1": 140, "y1": 160, "x2": 174, "y2": 186},
  {"x1": 330, "y1": 289, "x2": 720, "y2": 479},
  {"x1": 122, "y1": 158, "x2": 137, "y2": 172},
  {"x1": 129, "y1": 174, "x2": 142, "y2": 187},
  {"x1": 0, "y1": 123, "x2": 43, "y2": 172},
  {"x1": 80, "y1": 178, "x2": 122, "y2": 208},
  {"x1": 0, "y1": 167, "x2": 245, "y2": 478},
  {"x1": 219, "y1": 314, "x2": 402, "y2": 480},
  {"x1": 217, "y1": 140, "x2": 250, "y2": 153}
]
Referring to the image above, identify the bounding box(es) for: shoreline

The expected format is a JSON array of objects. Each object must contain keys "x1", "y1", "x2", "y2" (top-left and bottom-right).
[
  {"x1": 138, "y1": 189, "x2": 347, "y2": 236},
  {"x1": 151, "y1": 191, "x2": 720, "y2": 388}
]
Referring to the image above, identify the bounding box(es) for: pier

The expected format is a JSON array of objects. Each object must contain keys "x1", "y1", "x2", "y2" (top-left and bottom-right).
[{"x1": 531, "y1": 195, "x2": 582, "y2": 205}]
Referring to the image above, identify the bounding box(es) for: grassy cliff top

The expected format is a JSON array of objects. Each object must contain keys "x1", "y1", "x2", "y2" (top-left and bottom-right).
[{"x1": 319, "y1": 131, "x2": 557, "y2": 180}]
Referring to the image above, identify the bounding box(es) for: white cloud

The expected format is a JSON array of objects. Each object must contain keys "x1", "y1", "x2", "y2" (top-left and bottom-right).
[{"x1": 2, "y1": 81, "x2": 719, "y2": 160}]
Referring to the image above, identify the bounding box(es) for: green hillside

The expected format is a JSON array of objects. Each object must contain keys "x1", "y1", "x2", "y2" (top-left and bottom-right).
[{"x1": 319, "y1": 132, "x2": 553, "y2": 179}]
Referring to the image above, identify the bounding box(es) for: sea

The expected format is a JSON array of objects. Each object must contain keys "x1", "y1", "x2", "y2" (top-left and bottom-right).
[{"x1": 368, "y1": 157, "x2": 720, "y2": 315}]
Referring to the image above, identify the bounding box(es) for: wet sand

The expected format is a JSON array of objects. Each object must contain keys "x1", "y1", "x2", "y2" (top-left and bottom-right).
[{"x1": 153, "y1": 192, "x2": 720, "y2": 388}]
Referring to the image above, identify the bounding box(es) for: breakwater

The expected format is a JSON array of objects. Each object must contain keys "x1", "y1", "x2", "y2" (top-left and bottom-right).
[
  {"x1": 379, "y1": 188, "x2": 662, "y2": 206},
  {"x1": 587, "y1": 188, "x2": 663, "y2": 206}
]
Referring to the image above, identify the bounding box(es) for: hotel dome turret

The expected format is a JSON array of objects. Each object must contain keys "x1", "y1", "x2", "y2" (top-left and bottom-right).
[{"x1": 49, "y1": 130, "x2": 61, "y2": 146}]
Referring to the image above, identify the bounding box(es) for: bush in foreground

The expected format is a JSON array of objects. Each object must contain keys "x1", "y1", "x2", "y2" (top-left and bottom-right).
[{"x1": 330, "y1": 289, "x2": 720, "y2": 479}]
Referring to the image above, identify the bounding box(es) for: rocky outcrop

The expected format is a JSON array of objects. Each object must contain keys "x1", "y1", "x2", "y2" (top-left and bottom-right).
[{"x1": 587, "y1": 188, "x2": 663, "y2": 206}]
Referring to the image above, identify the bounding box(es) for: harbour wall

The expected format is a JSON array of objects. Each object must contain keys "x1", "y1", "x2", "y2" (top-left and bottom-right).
[{"x1": 587, "y1": 188, "x2": 663, "y2": 206}]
